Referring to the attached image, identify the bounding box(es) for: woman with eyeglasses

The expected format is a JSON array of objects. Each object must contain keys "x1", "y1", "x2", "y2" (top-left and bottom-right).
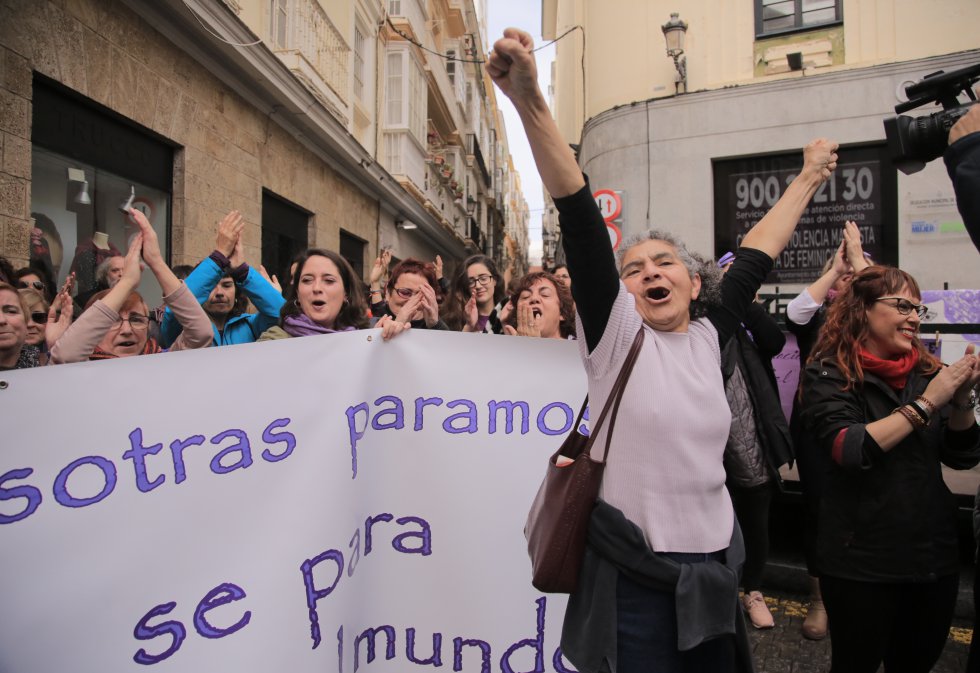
[
  {"x1": 799, "y1": 265, "x2": 980, "y2": 673},
  {"x1": 443, "y1": 255, "x2": 508, "y2": 334},
  {"x1": 371, "y1": 258, "x2": 448, "y2": 331},
  {"x1": 49, "y1": 210, "x2": 213, "y2": 362}
]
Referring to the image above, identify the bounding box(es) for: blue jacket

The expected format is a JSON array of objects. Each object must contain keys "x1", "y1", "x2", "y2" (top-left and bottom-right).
[{"x1": 159, "y1": 257, "x2": 285, "y2": 347}]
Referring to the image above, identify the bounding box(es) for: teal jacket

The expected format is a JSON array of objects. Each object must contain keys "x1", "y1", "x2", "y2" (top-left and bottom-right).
[{"x1": 160, "y1": 257, "x2": 284, "y2": 347}]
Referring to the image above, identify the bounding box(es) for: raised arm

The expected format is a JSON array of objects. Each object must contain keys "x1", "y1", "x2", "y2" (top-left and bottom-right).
[
  {"x1": 488, "y1": 28, "x2": 617, "y2": 351},
  {"x1": 487, "y1": 29, "x2": 584, "y2": 199},
  {"x1": 740, "y1": 139, "x2": 837, "y2": 259}
]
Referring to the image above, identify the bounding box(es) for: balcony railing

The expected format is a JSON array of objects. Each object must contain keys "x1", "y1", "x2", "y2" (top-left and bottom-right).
[{"x1": 273, "y1": 0, "x2": 350, "y2": 106}]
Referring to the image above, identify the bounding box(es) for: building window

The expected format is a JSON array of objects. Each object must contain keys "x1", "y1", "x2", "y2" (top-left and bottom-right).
[
  {"x1": 353, "y1": 23, "x2": 366, "y2": 102},
  {"x1": 385, "y1": 48, "x2": 427, "y2": 145},
  {"x1": 755, "y1": 0, "x2": 841, "y2": 37},
  {"x1": 271, "y1": 0, "x2": 288, "y2": 48},
  {"x1": 389, "y1": 0, "x2": 401, "y2": 16},
  {"x1": 30, "y1": 77, "x2": 174, "y2": 308}
]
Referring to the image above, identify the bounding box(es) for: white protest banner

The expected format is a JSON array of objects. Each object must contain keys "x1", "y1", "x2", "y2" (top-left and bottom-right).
[{"x1": 0, "y1": 330, "x2": 588, "y2": 672}]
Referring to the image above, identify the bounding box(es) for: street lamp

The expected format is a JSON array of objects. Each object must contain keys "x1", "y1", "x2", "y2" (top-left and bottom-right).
[{"x1": 661, "y1": 12, "x2": 688, "y2": 94}]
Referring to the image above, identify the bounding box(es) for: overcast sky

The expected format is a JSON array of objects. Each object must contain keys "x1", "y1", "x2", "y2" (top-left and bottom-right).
[{"x1": 485, "y1": 0, "x2": 553, "y2": 266}]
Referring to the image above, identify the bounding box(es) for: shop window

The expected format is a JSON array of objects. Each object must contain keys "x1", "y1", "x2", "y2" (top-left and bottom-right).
[
  {"x1": 30, "y1": 77, "x2": 174, "y2": 308},
  {"x1": 261, "y1": 190, "x2": 309, "y2": 287}
]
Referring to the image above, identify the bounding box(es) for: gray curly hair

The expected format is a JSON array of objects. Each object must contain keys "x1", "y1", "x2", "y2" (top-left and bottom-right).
[{"x1": 615, "y1": 230, "x2": 722, "y2": 320}]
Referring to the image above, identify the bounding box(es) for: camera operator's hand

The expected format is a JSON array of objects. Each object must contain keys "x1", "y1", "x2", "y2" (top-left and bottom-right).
[{"x1": 949, "y1": 104, "x2": 980, "y2": 145}]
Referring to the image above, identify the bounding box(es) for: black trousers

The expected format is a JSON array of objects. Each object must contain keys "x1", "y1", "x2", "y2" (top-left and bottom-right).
[
  {"x1": 728, "y1": 482, "x2": 773, "y2": 592},
  {"x1": 820, "y1": 573, "x2": 958, "y2": 673}
]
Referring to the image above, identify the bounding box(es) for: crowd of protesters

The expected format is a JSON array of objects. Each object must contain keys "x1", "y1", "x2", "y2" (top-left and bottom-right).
[{"x1": 2, "y1": 35, "x2": 979, "y2": 673}]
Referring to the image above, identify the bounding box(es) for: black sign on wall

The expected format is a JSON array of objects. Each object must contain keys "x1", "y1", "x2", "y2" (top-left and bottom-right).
[{"x1": 713, "y1": 143, "x2": 897, "y2": 284}]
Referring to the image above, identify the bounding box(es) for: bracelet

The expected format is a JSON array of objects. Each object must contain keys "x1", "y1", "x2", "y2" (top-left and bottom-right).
[
  {"x1": 908, "y1": 399, "x2": 931, "y2": 425},
  {"x1": 895, "y1": 405, "x2": 926, "y2": 429},
  {"x1": 915, "y1": 395, "x2": 938, "y2": 415}
]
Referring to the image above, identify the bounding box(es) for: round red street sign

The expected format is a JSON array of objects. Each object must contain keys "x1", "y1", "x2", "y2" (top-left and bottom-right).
[
  {"x1": 593, "y1": 189, "x2": 622, "y2": 222},
  {"x1": 606, "y1": 221, "x2": 622, "y2": 251}
]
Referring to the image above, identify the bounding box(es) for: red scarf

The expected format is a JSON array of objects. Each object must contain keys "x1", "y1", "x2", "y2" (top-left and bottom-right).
[{"x1": 858, "y1": 346, "x2": 919, "y2": 390}]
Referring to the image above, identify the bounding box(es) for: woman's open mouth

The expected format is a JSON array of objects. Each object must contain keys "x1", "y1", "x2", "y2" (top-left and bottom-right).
[{"x1": 644, "y1": 287, "x2": 671, "y2": 303}]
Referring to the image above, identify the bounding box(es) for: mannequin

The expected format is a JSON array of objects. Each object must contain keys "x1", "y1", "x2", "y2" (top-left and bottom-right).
[{"x1": 70, "y1": 232, "x2": 120, "y2": 295}]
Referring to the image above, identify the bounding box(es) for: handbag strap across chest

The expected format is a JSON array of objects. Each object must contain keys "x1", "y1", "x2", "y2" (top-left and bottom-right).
[{"x1": 572, "y1": 327, "x2": 645, "y2": 464}]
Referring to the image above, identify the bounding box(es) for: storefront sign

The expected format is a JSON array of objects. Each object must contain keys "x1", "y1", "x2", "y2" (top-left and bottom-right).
[{"x1": 713, "y1": 144, "x2": 897, "y2": 284}]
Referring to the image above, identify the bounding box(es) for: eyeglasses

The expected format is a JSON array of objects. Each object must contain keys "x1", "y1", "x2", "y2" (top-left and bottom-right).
[
  {"x1": 18, "y1": 280, "x2": 44, "y2": 291},
  {"x1": 467, "y1": 274, "x2": 493, "y2": 288},
  {"x1": 111, "y1": 314, "x2": 150, "y2": 330},
  {"x1": 392, "y1": 287, "x2": 419, "y2": 299},
  {"x1": 875, "y1": 297, "x2": 927, "y2": 319}
]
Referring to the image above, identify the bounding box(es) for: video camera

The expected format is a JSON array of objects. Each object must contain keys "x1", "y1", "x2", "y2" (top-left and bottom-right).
[{"x1": 883, "y1": 63, "x2": 979, "y2": 174}]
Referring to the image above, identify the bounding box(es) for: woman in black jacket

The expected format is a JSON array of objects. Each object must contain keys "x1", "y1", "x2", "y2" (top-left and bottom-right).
[{"x1": 799, "y1": 265, "x2": 980, "y2": 673}]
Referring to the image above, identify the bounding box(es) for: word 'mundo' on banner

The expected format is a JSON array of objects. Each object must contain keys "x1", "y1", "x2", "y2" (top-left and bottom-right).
[{"x1": 0, "y1": 330, "x2": 587, "y2": 672}]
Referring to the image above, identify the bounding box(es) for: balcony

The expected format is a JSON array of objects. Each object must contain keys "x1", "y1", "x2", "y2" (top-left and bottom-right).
[{"x1": 273, "y1": 0, "x2": 351, "y2": 116}]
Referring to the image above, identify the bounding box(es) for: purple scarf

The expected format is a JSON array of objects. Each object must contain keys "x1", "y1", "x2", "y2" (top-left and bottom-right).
[{"x1": 283, "y1": 314, "x2": 356, "y2": 337}]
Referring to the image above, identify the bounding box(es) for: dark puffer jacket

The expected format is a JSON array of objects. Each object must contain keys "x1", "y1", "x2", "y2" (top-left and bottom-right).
[{"x1": 799, "y1": 359, "x2": 980, "y2": 582}]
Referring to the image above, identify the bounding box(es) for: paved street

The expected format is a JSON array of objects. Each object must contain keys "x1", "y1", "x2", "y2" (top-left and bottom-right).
[{"x1": 747, "y1": 590, "x2": 972, "y2": 673}]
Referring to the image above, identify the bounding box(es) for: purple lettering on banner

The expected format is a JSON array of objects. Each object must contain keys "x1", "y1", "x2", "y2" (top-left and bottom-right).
[
  {"x1": 346, "y1": 402, "x2": 369, "y2": 478},
  {"x1": 123, "y1": 428, "x2": 165, "y2": 492},
  {"x1": 552, "y1": 646, "x2": 579, "y2": 673},
  {"x1": 500, "y1": 597, "x2": 546, "y2": 673},
  {"x1": 453, "y1": 637, "x2": 491, "y2": 673},
  {"x1": 261, "y1": 418, "x2": 296, "y2": 462},
  {"x1": 413, "y1": 396, "x2": 445, "y2": 431},
  {"x1": 193, "y1": 582, "x2": 251, "y2": 639},
  {"x1": 392, "y1": 516, "x2": 433, "y2": 556},
  {"x1": 371, "y1": 396, "x2": 405, "y2": 430},
  {"x1": 412, "y1": 397, "x2": 443, "y2": 432},
  {"x1": 443, "y1": 399, "x2": 478, "y2": 434},
  {"x1": 300, "y1": 549, "x2": 345, "y2": 649},
  {"x1": 53, "y1": 456, "x2": 117, "y2": 508},
  {"x1": 354, "y1": 625, "x2": 396, "y2": 671},
  {"x1": 406, "y1": 628, "x2": 443, "y2": 666},
  {"x1": 536, "y1": 403, "x2": 574, "y2": 436},
  {"x1": 209, "y1": 429, "x2": 253, "y2": 474},
  {"x1": 347, "y1": 528, "x2": 361, "y2": 577},
  {"x1": 132, "y1": 601, "x2": 187, "y2": 665},
  {"x1": 0, "y1": 468, "x2": 42, "y2": 524},
  {"x1": 772, "y1": 332, "x2": 801, "y2": 423},
  {"x1": 337, "y1": 625, "x2": 345, "y2": 673},
  {"x1": 169, "y1": 435, "x2": 204, "y2": 484},
  {"x1": 364, "y1": 513, "x2": 394, "y2": 555},
  {"x1": 488, "y1": 400, "x2": 531, "y2": 435},
  {"x1": 577, "y1": 405, "x2": 590, "y2": 437}
]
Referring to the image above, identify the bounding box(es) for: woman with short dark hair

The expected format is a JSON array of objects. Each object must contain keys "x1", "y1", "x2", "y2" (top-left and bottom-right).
[{"x1": 503, "y1": 271, "x2": 575, "y2": 339}]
